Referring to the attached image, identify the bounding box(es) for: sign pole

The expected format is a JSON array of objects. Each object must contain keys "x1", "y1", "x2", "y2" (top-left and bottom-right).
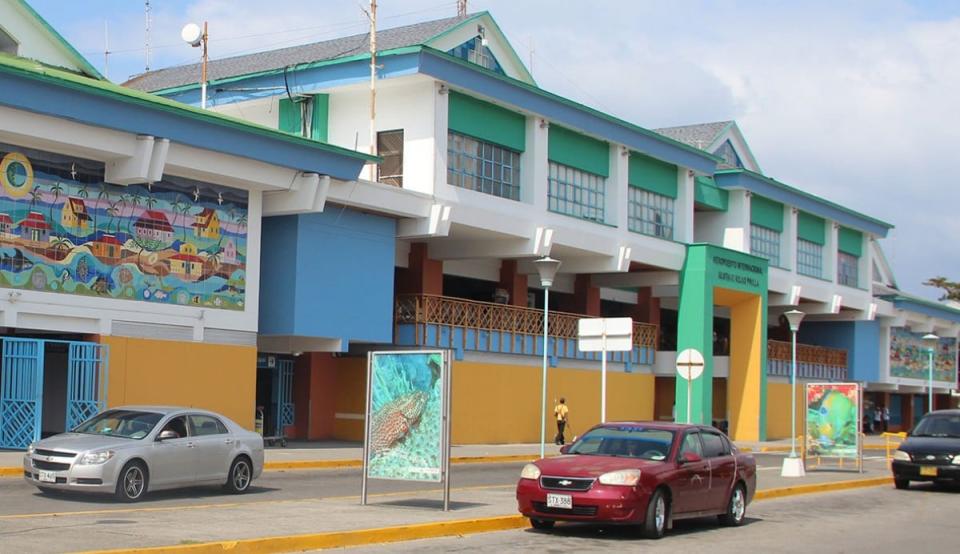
[
  {"x1": 360, "y1": 352, "x2": 373, "y2": 506},
  {"x1": 675, "y1": 349, "x2": 705, "y2": 426},
  {"x1": 442, "y1": 350, "x2": 451, "y2": 511},
  {"x1": 600, "y1": 327, "x2": 607, "y2": 423},
  {"x1": 686, "y1": 375, "x2": 692, "y2": 424}
]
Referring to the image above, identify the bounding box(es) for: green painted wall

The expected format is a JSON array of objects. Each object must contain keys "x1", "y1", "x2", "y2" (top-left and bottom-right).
[
  {"x1": 278, "y1": 97, "x2": 302, "y2": 135},
  {"x1": 448, "y1": 91, "x2": 526, "y2": 152},
  {"x1": 750, "y1": 195, "x2": 784, "y2": 232},
  {"x1": 675, "y1": 244, "x2": 768, "y2": 439},
  {"x1": 311, "y1": 94, "x2": 329, "y2": 142},
  {"x1": 838, "y1": 227, "x2": 863, "y2": 257},
  {"x1": 548, "y1": 125, "x2": 609, "y2": 177},
  {"x1": 797, "y1": 211, "x2": 826, "y2": 245},
  {"x1": 694, "y1": 176, "x2": 728, "y2": 211},
  {"x1": 629, "y1": 153, "x2": 677, "y2": 198}
]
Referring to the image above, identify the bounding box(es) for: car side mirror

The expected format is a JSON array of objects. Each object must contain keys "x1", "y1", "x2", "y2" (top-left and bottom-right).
[
  {"x1": 157, "y1": 430, "x2": 178, "y2": 441},
  {"x1": 679, "y1": 451, "x2": 702, "y2": 464},
  {"x1": 559, "y1": 444, "x2": 571, "y2": 455}
]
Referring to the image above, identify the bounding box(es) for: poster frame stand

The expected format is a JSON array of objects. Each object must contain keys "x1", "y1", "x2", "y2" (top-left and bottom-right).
[
  {"x1": 360, "y1": 349, "x2": 452, "y2": 511},
  {"x1": 802, "y1": 382, "x2": 863, "y2": 473}
]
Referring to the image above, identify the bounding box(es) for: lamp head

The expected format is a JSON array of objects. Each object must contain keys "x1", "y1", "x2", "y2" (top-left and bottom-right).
[
  {"x1": 922, "y1": 333, "x2": 939, "y2": 350},
  {"x1": 181, "y1": 23, "x2": 203, "y2": 47},
  {"x1": 533, "y1": 256, "x2": 561, "y2": 288},
  {"x1": 783, "y1": 309, "x2": 805, "y2": 332}
]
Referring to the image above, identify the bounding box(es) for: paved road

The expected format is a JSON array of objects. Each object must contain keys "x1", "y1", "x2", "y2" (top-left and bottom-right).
[
  {"x1": 0, "y1": 453, "x2": 885, "y2": 517},
  {"x1": 344, "y1": 482, "x2": 958, "y2": 553}
]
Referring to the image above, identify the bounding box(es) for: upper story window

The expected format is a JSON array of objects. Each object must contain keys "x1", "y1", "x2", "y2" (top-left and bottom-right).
[
  {"x1": 750, "y1": 225, "x2": 781, "y2": 267},
  {"x1": 714, "y1": 140, "x2": 743, "y2": 169},
  {"x1": 0, "y1": 28, "x2": 17, "y2": 56},
  {"x1": 548, "y1": 162, "x2": 605, "y2": 223},
  {"x1": 377, "y1": 130, "x2": 403, "y2": 187},
  {"x1": 447, "y1": 37, "x2": 505, "y2": 75},
  {"x1": 797, "y1": 239, "x2": 823, "y2": 278},
  {"x1": 628, "y1": 188, "x2": 674, "y2": 240},
  {"x1": 447, "y1": 132, "x2": 520, "y2": 200},
  {"x1": 838, "y1": 252, "x2": 859, "y2": 287}
]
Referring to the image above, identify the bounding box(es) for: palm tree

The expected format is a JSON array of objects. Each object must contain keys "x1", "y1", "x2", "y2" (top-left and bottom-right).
[
  {"x1": 171, "y1": 197, "x2": 189, "y2": 243},
  {"x1": 106, "y1": 201, "x2": 121, "y2": 237},
  {"x1": 48, "y1": 181, "x2": 64, "y2": 227},
  {"x1": 144, "y1": 196, "x2": 158, "y2": 210},
  {"x1": 237, "y1": 212, "x2": 248, "y2": 235},
  {"x1": 49, "y1": 235, "x2": 71, "y2": 261},
  {"x1": 28, "y1": 188, "x2": 42, "y2": 210},
  {"x1": 77, "y1": 183, "x2": 89, "y2": 199},
  {"x1": 95, "y1": 184, "x2": 111, "y2": 240}
]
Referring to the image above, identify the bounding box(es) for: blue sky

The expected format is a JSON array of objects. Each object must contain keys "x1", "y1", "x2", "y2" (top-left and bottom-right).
[{"x1": 28, "y1": 0, "x2": 960, "y2": 300}]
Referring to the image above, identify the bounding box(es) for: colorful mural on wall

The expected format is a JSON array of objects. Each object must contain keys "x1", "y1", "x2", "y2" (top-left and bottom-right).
[
  {"x1": 889, "y1": 328, "x2": 957, "y2": 383},
  {"x1": 0, "y1": 143, "x2": 248, "y2": 310},
  {"x1": 805, "y1": 383, "x2": 860, "y2": 459}
]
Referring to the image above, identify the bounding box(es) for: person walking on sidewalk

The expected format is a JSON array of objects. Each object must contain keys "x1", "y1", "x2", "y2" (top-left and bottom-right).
[
  {"x1": 554, "y1": 398, "x2": 569, "y2": 445},
  {"x1": 873, "y1": 406, "x2": 883, "y2": 434},
  {"x1": 882, "y1": 405, "x2": 890, "y2": 433}
]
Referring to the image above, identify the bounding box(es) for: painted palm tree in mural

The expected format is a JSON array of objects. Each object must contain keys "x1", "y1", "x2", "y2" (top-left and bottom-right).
[
  {"x1": 49, "y1": 235, "x2": 71, "y2": 262},
  {"x1": 28, "y1": 187, "x2": 42, "y2": 210},
  {"x1": 95, "y1": 184, "x2": 111, "y2": 240},
  {"x1": 48, "y1": 180, "x2": 64, "y2": 236},
  {"x1": 106, "y1": 199, "x2": 121, "y2": 238}
]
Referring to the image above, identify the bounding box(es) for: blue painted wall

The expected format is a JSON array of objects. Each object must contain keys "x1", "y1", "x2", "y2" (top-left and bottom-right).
[
  {"x1": 798, "y1": 320, "x2": 880, "y2": 382},
  {"x1": 259, "y1": 208, "x2": 396, "y2": 345}
]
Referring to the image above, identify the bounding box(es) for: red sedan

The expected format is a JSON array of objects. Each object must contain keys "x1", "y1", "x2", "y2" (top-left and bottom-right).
[{"x1": 516, "y1": 422, "x2": 756, "y2": 538}]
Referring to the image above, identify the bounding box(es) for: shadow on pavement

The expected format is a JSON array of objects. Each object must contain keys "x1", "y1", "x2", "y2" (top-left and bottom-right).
[
  {"x1": 373, "y1": 498, "x2": 489, "y2": 511},
  {"x1": 522, "y1": 516, "x2": 762, "y2": 541},
  {"x1": 30, "y1": 484, "x2": 279, "y2": 504}
]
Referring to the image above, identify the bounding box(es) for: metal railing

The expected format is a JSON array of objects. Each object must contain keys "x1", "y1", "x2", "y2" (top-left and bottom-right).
[
  {"x1": 395, "y1": 294, "x2": 658, "y2": 349},
  {"x1": 767, "y1": 339, "x2": 847, "y2": 369}
]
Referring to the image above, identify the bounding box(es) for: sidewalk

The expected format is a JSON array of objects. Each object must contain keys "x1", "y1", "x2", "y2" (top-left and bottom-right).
[{"x1": 0, "y1": 435, "x2": 902, "y2": 472}]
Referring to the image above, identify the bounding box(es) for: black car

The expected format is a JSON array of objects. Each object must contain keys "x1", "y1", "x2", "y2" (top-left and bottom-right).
[{"x1": 891, "y1": 409, "x2": 960, "y2": 489}]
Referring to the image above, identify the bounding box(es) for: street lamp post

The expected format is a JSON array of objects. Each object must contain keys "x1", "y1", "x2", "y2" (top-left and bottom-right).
[
  {"x1": 923, "y1": 334, "x2": 939, "y2": 414},
  {"x1": 534, "y1": 256, "x2": 561, "y2": 460},
  {"x1": 781, "y1": 309, "x2": 805, "y2": 478}
]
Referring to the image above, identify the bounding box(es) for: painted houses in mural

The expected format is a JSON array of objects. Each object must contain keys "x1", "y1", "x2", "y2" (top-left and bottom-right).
[{"x1": 192, "y1": 207, "x2": 220, "y2": 241}]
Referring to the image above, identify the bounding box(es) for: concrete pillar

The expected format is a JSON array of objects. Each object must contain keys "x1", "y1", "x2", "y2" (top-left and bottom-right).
[
  {"x1": 825, "y1": 221, "x2": 839, "y2": 283},
  {"x1": 634, "y1": 287, "x2": 661, "y2": 327},
  {"x1": 523, "y1": 117, "x2": 549, "y2": 211},
  {"x1": 432, "y1": 82, "x2": 450, "y2": 196},
  {"x1": 783, "y1": 206, "x2": 798, "y2": 272},
  {"x1": 499, "y1": 260, "x2": 528, "y2": 307},
  {"x1": 609, "y1": 144, "x2": 628, "y2": 229},
  {"x1": 722, "y1": 190, "x2": 751, "y2": 252},
  {"x1": 396, "y1": 242, "x2": 443, "y2": 295},
  {"x1": 675, "y1": 168, "x2": 695, "y2": 243},
  {"x1": 572, "y1": 274, "x2": 601, "y2": 316}
]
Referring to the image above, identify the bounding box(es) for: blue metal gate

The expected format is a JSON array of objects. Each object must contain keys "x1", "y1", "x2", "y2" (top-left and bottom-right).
[
  {"x1": 0, "y1": 338, "x2": 45, "y2": 449},
  {"x1": 273, "y1": 359, "x2": 295, "y2": 437},
  {"x1": 66, "y1": 342, "x2": 109, "y2": 431}
]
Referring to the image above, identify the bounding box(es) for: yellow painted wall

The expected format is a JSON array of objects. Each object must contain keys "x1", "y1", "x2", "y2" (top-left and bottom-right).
[
  {"x1": 727, "y1": 294, "x2": 764, "y2": 441},
  {"x1": 333, "y1": 357, "x2": 367, "y2": 441},
  {"x1": 102, "y1": 336, "x2": 256, "y2": 429},
  {"x1": 766, "y1": 381, "x2": 805, "y2": 440},
  {"x1": 451, "y1": 362, "x2": 656, "y2": 444}
]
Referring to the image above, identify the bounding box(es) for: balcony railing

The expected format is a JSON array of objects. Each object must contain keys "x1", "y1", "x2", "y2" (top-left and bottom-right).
[
  {"x1": 767, "y1": 339, "x2": 848, "y2": 381},
  {"x1": 395, "y1": 294, "x2": 658, "y2": 365}
]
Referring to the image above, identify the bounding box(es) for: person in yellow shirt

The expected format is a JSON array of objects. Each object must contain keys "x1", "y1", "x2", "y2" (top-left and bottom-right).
[{"x1": 554, "y1": 397, "x2": 569, "y2": 445}]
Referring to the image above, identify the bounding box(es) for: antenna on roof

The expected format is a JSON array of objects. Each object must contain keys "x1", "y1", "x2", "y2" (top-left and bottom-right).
[
  {"x1": 361, "y1": 1, "x2": 378, "y2": 160},
  {"x1": 103, "y1": 20, "x2": 110, "y2": 80},
  {"x1": 457, "y1": 0, "x2": 468, "y2": 17},
  {"x1": 144, "y1": 0, "x2": 151, "y2": 71}
]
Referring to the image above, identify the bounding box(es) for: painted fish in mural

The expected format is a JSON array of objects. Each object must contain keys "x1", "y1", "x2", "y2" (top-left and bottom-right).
[
  {"x1": 370, "y1": 391, "x2": 429, "y2": 456},
  {"x1": 0, "y1": 249, "x2": 34, "y2": 272}
]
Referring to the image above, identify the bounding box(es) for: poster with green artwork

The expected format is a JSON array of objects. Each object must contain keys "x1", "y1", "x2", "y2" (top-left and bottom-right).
[
  {"x1": 804, "y1": 383, "x2": 861, "y2": 460},
  {"x1": 363, "y1": 350, "x2": 450, "y2": 484}
]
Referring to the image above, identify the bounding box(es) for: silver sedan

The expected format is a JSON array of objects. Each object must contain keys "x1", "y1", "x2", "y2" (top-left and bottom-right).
[{"x1": 23, "y1": 406, "x2": 264, "y2": 502}]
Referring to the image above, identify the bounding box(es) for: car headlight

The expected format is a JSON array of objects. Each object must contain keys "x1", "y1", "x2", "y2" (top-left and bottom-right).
[
  {"x1": 78, "y1": 450, "x2": 115, "y2": 465},
  {"x1": 26, "y1": 443, "x2": 35, "y2": 456},
  {"x1": 892, "y1": 450, "x2": 911, "y2": 462},
  {"x1": 520, "y1": 463, "x2": 541, "y2": 480},
  {"x1": 598, "y1": 469, "x2": 642, "y2": 486},
  {"x1": 952, "y1": 455, "x2": 960, "y2": 466}
]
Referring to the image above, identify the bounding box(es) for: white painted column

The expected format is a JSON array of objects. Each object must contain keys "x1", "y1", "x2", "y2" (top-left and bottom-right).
[
  {"x1": 675, "y1": 168, "x2": 695, "y2": 244},
  {"x1": 825, "y1": 221, "x2": 839, "y2": 283},
  {"x1": 722, "y1": 190, "x2": 751, "y2": 252},
  {"x1": 431, "y1": 82, "x2": 450, "y2": 197},
  {"x1": 859, "y1": 235, "x2": 873, "y2": 289},
  {"x1": 523, "y1": 117, "x2": 549, "y2": 212},
  {"x1": 783, "y1": 206, "x2": 798, "y2": 272},
  {"x1": 608, "y1": 144, "x2": 628, "y2": 229}
]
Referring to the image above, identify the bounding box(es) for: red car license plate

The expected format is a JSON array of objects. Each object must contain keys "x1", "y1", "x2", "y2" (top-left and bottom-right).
[{"x1": 546, "y1": 493, "x2": 572, "y2": 509}]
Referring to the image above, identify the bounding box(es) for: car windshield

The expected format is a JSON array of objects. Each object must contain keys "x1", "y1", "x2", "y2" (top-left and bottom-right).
[
  {"x1": 568, "y1": 426, "x2": 675, "y2": 461},
  {"x1": 912, "y1": 414, "x2": 960, "y2": 438},
  {"x1": 72, "y1": 410, "x2": 164, "y2": 440}
]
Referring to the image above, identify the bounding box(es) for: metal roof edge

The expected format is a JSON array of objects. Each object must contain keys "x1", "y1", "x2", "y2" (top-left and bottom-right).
[{"x1": 13, "y1": 0, "x2": 105, "y2": 80}]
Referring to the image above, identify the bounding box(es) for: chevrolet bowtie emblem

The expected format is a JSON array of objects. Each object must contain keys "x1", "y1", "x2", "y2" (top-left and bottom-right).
[
  {"x1": 558, "y1": 480, "x2": 573, "y2": 486},
  {"x1": 926, "y1": 455, "x2": 936, "y2": 460}
]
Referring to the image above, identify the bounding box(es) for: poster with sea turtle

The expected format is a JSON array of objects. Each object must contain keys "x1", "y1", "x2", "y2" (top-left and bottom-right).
[
  {"x1": 804, "y1": 382, "x2": 861, "y2": 461},
  {"x1": 364, "y1": 350, "x2": 449, "y2": 482}
]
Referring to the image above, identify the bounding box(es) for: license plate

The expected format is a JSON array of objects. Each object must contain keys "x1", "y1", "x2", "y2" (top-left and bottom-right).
[
  {"x1": 38, "y1": 470, "x2": 57, "y2": 483},
  {"x1": 920, "y1": 466, "x2": 938, "y2": 477},
  {"x1": 546, "y1": 493, "x2": 572, "y2": 509}
]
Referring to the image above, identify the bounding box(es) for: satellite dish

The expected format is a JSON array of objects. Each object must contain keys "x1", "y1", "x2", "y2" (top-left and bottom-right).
[{"x1": 181, "y1": 23, "x2": 203, "y2": 47}]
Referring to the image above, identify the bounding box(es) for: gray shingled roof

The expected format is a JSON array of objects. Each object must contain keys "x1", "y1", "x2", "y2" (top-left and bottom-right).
[
  {"x1": 653, "y1": 121, "x2": 732, "y2": 150},
  {"x1": 124, "y1": 14, "x2": 468, "y2": 92}
]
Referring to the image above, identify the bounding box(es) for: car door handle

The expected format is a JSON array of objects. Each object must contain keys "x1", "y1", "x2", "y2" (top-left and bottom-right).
[
  {"x1": 186, "y1": 442, "x2": 196, "y2": 448},
  {"x1": 224, "y1": 439, "x2": 233, "y2": 445}
]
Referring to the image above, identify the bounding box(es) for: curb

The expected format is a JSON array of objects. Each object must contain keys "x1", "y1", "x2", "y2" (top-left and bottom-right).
[
  {"x1": 0, "y1": 466, "x2": 20, "y2": 478},
  {"x1": 77, "y1": 475, "x2": 892, "y2": 554}
]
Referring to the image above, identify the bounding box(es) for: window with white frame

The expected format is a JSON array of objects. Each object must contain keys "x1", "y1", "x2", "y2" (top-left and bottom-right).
[
  {"x1": 548, "y1": 162, "x2": 605, "y2": 222},
  {"x1": 447, "y1": 131, "x2": 521, "y2": 200},
  {"x1": 797, "y1": 239, "x2": 823, "y2": 278},
  {"x1": 628, "y1": 188, "x2": 674, "y2": 239},
  {"x1": 447, "y1": 37, "x2": 505, "y2": 74},
  {"x1": 837, "y1": 252, "x2": 859, "y2": 287},
  {"x1": 750, "y1": 225, "x2": 781, "y2": 267}
]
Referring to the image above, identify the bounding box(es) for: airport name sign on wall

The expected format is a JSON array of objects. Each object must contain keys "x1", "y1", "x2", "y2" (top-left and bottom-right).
[{"x1": 712, "y1": 254, "x2": 764, "y2": 291}]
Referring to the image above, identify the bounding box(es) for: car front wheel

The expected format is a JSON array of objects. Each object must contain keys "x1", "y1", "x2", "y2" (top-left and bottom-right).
[
  {"x1": 224, "y1": 457, "x2": 252, "y2": 494},
  {"x1": 529, "y1": 518, "x2": 555, "y2": 530},
  {"x1": 894, "y1": 478, "x2": 910, "y2": 490},
  {"x1": 115, "y1": 461, "x2": 148, "y2": 502},
  {"x1": 641, "y1": 489, "x2": 668, "y2": 539}
]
